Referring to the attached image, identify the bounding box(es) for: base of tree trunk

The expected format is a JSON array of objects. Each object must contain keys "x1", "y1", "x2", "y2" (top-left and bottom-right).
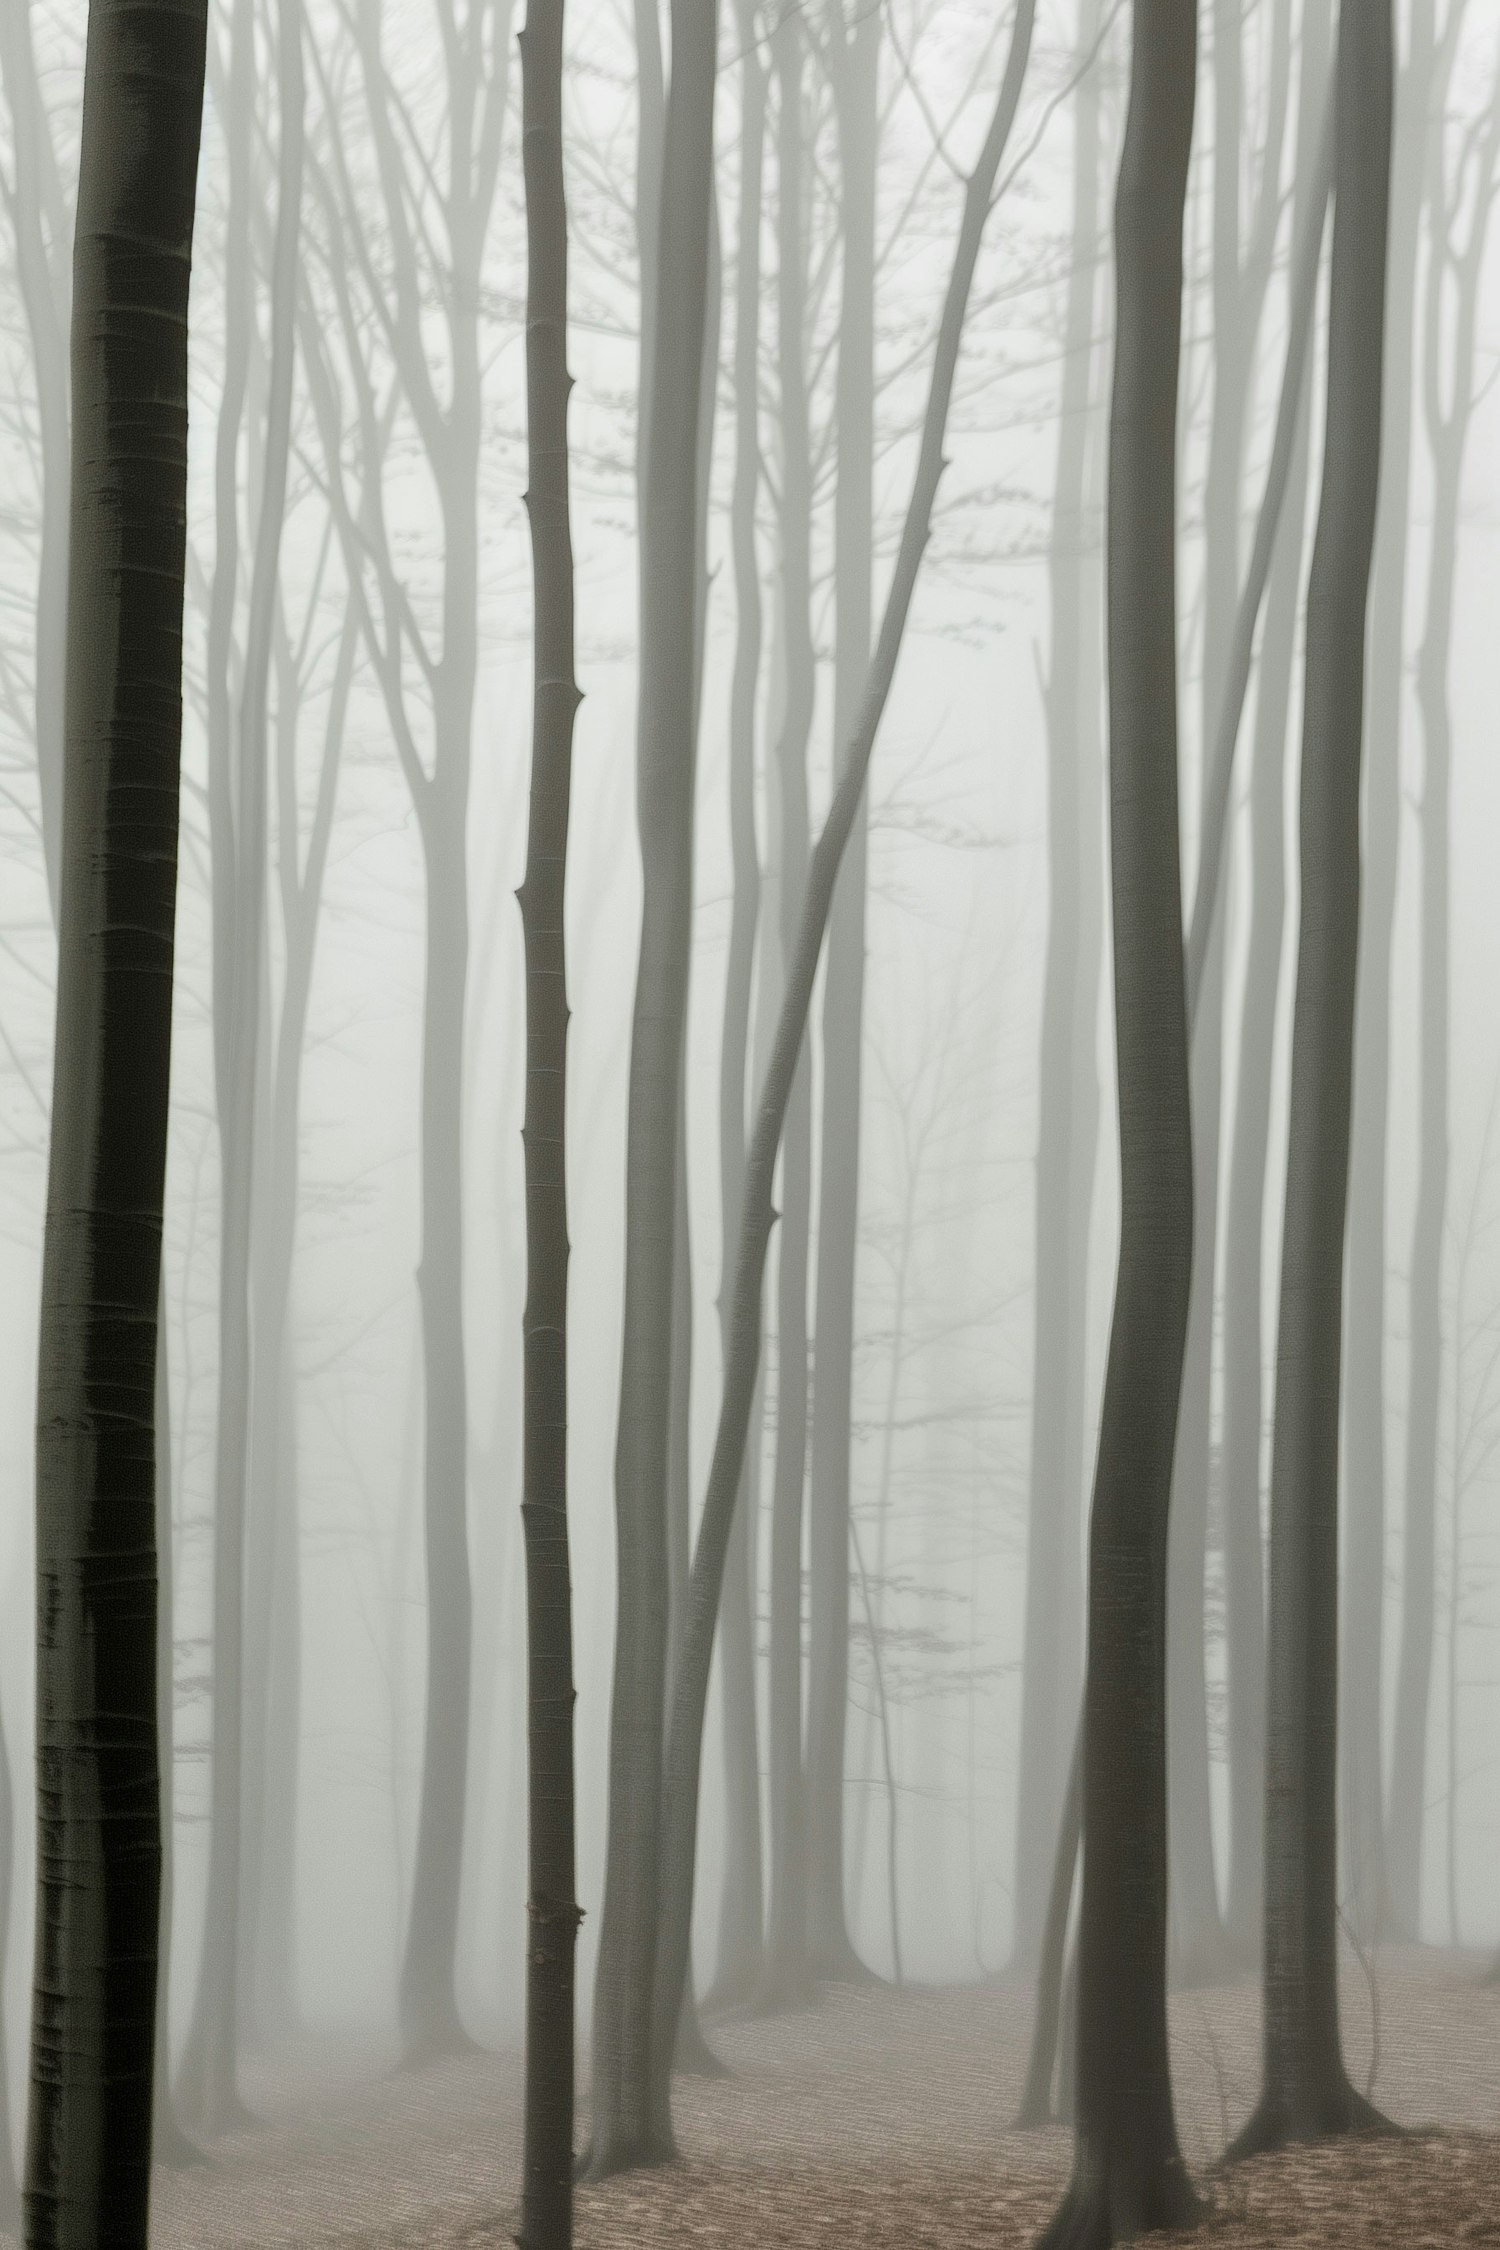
[
  {"x1": 807, "y1": 1935, "x2": 881, "y2": 1987},
  {"x1": 576, "y1": 2127, "x2": 677, "y2": 2183},
  {"x1": 674, "y1": 2002, "x2": 730, "y2": 2078},
  {"x1": 751, "y1": 1963, "x2": 819, "y2": 2017},
  {"x1": 153, "y1": 2109, "x2": 207, "y2": 2168},
  {"x1": 1035, "y1": 2147, "x2": 1202, "y2": 2248},
  {"x1": 397, "y1": 2010, "x2": 482, "y2": 2071},
  {"x1": 1225, "y1": 2075, "x2": 1394, "y2": 2160}
]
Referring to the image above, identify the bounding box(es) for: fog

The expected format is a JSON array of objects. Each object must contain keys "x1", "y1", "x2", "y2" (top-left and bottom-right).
[{"x1": 4, "y1": 0, "x2": 1500, "y2": 2244}]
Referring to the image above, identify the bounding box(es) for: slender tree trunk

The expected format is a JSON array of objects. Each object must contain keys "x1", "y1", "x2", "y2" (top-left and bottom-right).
[
  {"x1": 587, "y1": 0, "x2": 719, "y2": 2176},
  {"x1": 707, "y1": 0, "x2": 767, "y2": 2014},
  {"x1": 517, "y1": 0, "x2": 583, "y2": 2224},
  {"x1": 26, "y1": 1, "x2": 207, "y2": 2237},
  {"x1": 1037, "y1": 9, "x2": 1202, "y2": 2241},
  {"x1": 1228, "y1": 0, "x2": 1396, "y2": 2158},
  {"x1": 805, "y1": 0, "x2": 881, "y2": 1991},
  {"x1": 1343, "y1": 10, "x2": 1432, "y2": 1943},
  {"x1": 648, "y1": 0, "x2": 1035, "y2": 2156},
  {"x1": 153, "y1": 1298, "x2": 198, "y2": 2167},
  {"x1": 1013, "y1": 0, "x2": 1106, "y2": 1973},
  {"x1": 1218, "y1": 19, "x2": 1332, "y2": 1956},
  {"x1": 1386, "y1": 48, "x2": 1496, "y2": 1954},
  {"x1": 760, "y1": 8, "x2": 817, "y2": 2012},
  {"x1": 182, "y1": 0, "x2": 303, "y2": 2130}
]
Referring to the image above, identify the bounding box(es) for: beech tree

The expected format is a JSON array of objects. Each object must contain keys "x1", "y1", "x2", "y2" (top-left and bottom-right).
[
  {"x1": 1229, "y1": 0, "x2": 1396, "y2": 2158},
  {"x1": 25, "y1": 0, "x2": 208, "y2": 2240}
]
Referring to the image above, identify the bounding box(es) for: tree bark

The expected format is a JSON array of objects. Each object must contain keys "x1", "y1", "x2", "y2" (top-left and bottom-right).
[
  {"x1": 516, "y1": 0, "x2": 583, "y2": 2226},
  {"x1": 1012, "y1": 0, "x2": 1106, "y2": 1974},
  {"x1": 26, "y1": 1, "x2": 207, "y2": 2238},
  {"x1": 648, "y1": 0, "x2": 1035, "y2": 2157},
  {"x1": 586, "y1": 0, "x2": 720, "y2": 2177},
  {"x1": 1036, "y1": 7, "x2": 1202, "y2": 2241},
  {"x1": 1228, "y1": 0, "x2": 1396, "y2": 2159}
]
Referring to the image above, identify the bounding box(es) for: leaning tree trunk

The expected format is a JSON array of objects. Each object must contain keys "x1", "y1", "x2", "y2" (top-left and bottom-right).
[
  {"x1": 760, "y1": 3, "x2": 817, "y2": 2013},
  {"x1": 1036, "y1": 6, "x2": 1201, "y2": 2242},
  {"x1": 647, "y1": 0, "x2": 1036, "y2": 2157},
  {"x1": 707, "y1": 0, "x2": 767, "y2": 2015},
  {"x1": 1227, "y1": 0, "x2": 1395, "y2": 2161},
  {"x1": 805, "y1": 0, "x2": 881, "y2": 1990},
  {"x1": 1343, "y1": 10, "x2": 1431, "y2": 1944},
  {"x1": 586, "y1": 0, "x2": 720, "y2": 2178},
  {"x1": 1012, "y1": 0, "x2": 1106, "y2": 1974},
  {"x1": 26, "y1": 0, "x2": 207, "y2": 2239},
  {"x1": 516, "y1": 0, "x2": 583, "y2": 2227}
]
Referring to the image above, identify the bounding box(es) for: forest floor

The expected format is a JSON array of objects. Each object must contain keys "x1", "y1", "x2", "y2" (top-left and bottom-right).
[{"x1": 68, "y1": 1945, "x2": 1500, "y2": 2244}]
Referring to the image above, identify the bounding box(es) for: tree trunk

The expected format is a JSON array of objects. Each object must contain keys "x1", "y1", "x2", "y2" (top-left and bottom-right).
[
  {"x1": 1036, "y1": 8, "x2": 1201, "y2": 2241},
  {"x1": 1342, "y1": 8, "x2": 1432, "y2": 1944},
  {"x1": 806, "y1": 0, "x2": 882, "y2": 1992},
  {"x1": 1228, "y1": 0, "x2": 1396, "y2": 2159},
  {"x1": 516, "y1": 0, "x2": 583, "y2": 2225},
  {"x1": 586, "y1": 0, "x2": 719, "y2": 2176},
  {"x1": 26, "y1": 1, "x2": 207, "y2": 2237},
  {"x1": 648, "y1": 0, "x2": 1035, "y2": 2158},
  {"x1": 707, "y1": 0, "x2": 767, "y2": 2015},
  {"x1": 181, "y1": 0, "x2": 303, "y2": 2132},
  {"x1": 760, "y1": 7, "x2": 817, "y2": 2013},
  {"x1": 1012, "y1": 0, "x2": 1106, "y2": 1974},
  {"x1": 1219, "y1": 16, "x2": 1333, "y2": 1957}
]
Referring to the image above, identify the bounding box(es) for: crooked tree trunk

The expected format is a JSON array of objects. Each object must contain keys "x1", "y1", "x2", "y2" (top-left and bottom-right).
[
  {"x1": 516, "y1": 0, "x2": 583, "y2": 2226},
  {"x1": 182, "y1": 0, "x2": 304, "y2": 2135},
  {"x1": 760, "y1": 7, "x2": 817, "y2": 2014},
  {"x1": 1012, "y1": 0, "x2": 1106, "y2": 1975},
  {"x1": 1036, "y1": 8, "x2": 1201, "y2": 2241},
  {"x1": 806, "y1": 0, "x2": 881, "y2": 1991},
  {"x1": 707, "y1": 0, "x2": 767, "y2": 2015},
  {"x1": 647, "y1": 0, "x2": 1036, "y2": 2158},
  {"x1": 586, "y1": 0, "x2": 719, "y2": 2177},
  {"x1": 26, "y1": 1, "x2": 207, "y2": 2238},
  {"x1": 1228, "y1": 0, "x2": 1395, "y2": 2161},
  {"x1": 1343, "y1": 11, "x2": 1432, "y2": 1944}
]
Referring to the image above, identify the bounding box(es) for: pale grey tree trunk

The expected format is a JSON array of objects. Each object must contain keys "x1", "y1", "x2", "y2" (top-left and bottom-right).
[
  {"x1": 1012, "y1": 0, "x2": 1107, "y2": 1972},
  {"x1": 1343, "y1": 7, "x2": 1434, "y2": 1942},
  {"x1": 805, "y1": 0, "x2": 882, "y2": 1990},
  {"x1": 587, "y1": 0, "x2": 720, "y2": 2174}
]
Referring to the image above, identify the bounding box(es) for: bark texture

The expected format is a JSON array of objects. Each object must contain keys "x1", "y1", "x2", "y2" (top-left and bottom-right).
[{"x1": 26, "y1": 2, "x2": 207, "y2": 2240}]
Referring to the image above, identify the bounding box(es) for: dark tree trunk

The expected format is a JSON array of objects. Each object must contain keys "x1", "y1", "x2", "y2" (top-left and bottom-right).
[
  {"x1": 1036, "y1": 9, "x2": 1201, "y2": 2244},
  {"x1": 1228, "y1": 0, "x2": 1396, "y2": 2160},
  {"x1": 1013, "y1": 0, "x2": 1106, "y2": 1974},
  {"x1": 707, "y1": 0, "x2": 767, "y2": 2015},
  {"x1": 647, "y1": 0, "x2": 1035, "y2": 2155},
  {"x1": 760, "y1": 6, "x2": 817, "y2": 2012},
  {"x1": 182, "y1": 0, "x2": 304, "y2": 2135},
  {"x1": 806, "y1": 0, "x2": 881, "y2": 1992},
  {"x1": 1218, "y1": 19, "x2": 1333, "y2": 1957},
  {"x1": 586, "y1": 0, "x2": 719, "y2": 2177},
  {"x1": 517, "y1": 0, "x2": 583, "y2": 2227},
  {"x1": 1343, "y1": 10, "x2": 1432, "y2": 1944},
  {"x1": 26, "y1": 1, "x2": 207, "y2": 2240}
]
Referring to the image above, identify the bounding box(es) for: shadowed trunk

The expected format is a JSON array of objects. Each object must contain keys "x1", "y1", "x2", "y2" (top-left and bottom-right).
[
  {"x1": 516, "y1": 0, "x2": 583, "y2": 2225},
  {"x1": 26, "y1": 0, "x2": 207, "y2": 2236},
  {"x1": 1036, "y1": 6, "x2": 1201, "y2": 2239},
  {"x1": 1228, "y1": 0, "x2": 1396, "y2": 2160}
]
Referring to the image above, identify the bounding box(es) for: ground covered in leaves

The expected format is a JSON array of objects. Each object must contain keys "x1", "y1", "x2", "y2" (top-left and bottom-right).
[{"x1": 62, "y1": 1947, "x2": 1500, "y2": 2243}]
